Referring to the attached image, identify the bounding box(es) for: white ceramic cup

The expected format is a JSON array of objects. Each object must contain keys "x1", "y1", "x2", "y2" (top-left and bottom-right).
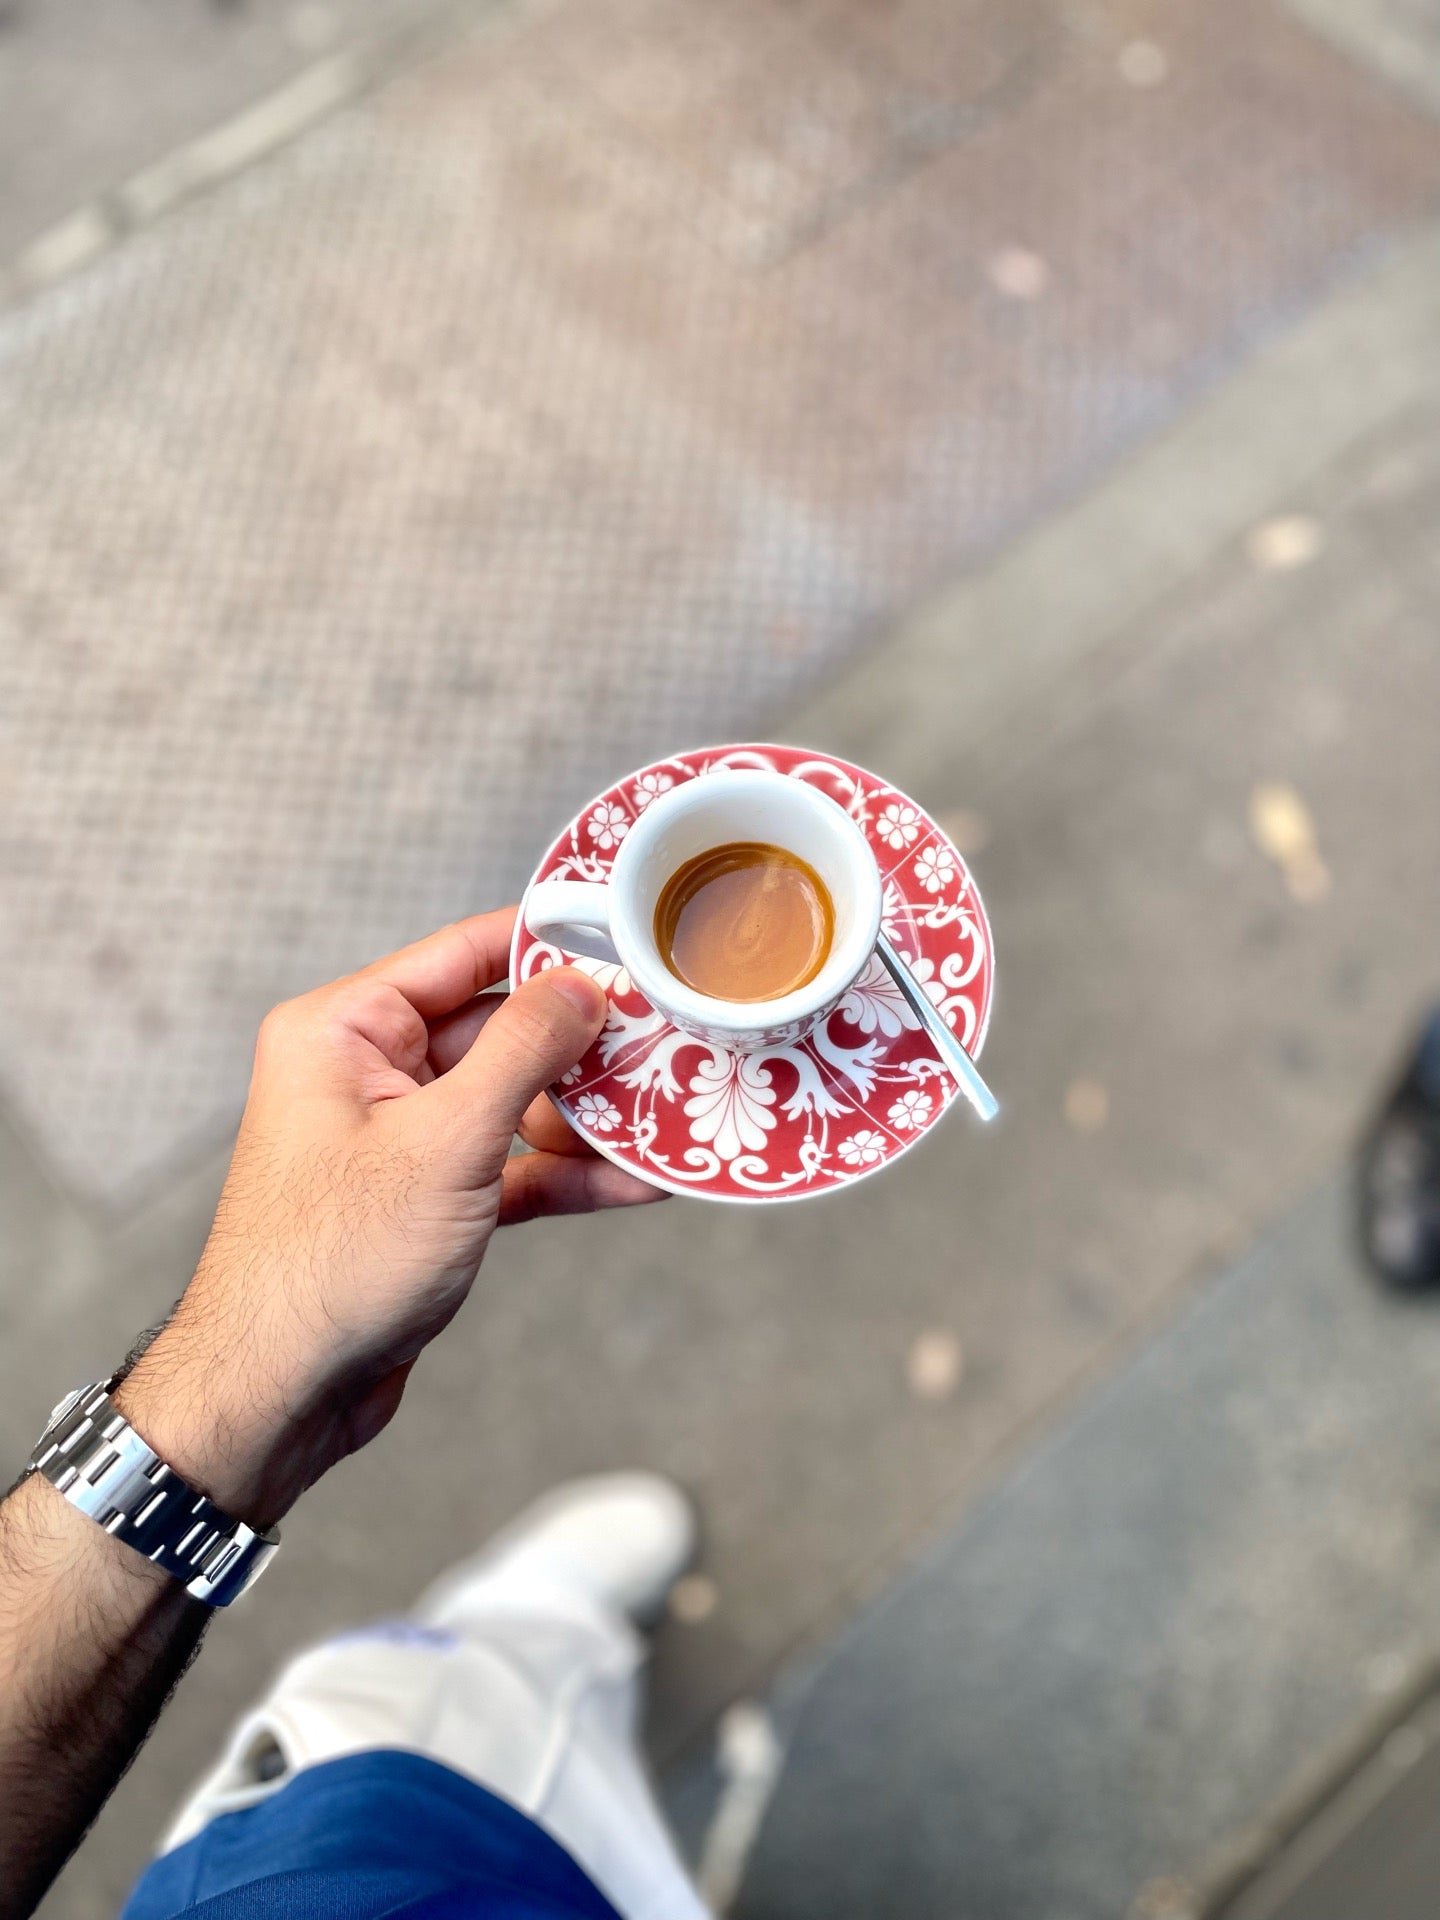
[{"x1": 523, "y1": 770, "x2": 883, "y2": 1052}]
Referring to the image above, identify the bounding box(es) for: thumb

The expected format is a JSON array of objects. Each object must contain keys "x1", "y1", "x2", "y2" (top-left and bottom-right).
[{"x1": 425, "y1": 967, "x2": 608, "y2": 1173}]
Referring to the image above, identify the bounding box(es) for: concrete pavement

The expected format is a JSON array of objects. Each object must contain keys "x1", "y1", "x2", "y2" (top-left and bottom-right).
[
  {"x1": 727, "y1": 1179, "x2": 1440, "y2": 1920},
  {"x1": 11, "y1": 196, "x2": 1440, "y2": 1910},
  {"x1": 5, "y1": 1, "x2": 1440, "y2": 1915},
  {"x1": 5, "y1": 0, "x2": 1436, "y2": 1206}
]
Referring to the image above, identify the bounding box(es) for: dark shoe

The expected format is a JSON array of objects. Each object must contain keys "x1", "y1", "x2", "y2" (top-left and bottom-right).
[{"x1": 1358, "y1": 1008, "x2": 1440, "y2": 1290}]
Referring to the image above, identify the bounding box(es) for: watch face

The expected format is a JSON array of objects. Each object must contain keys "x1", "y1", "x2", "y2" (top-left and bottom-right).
[{"x1": 46, "y1": 1388, "x2": 83, "y2": 1428}]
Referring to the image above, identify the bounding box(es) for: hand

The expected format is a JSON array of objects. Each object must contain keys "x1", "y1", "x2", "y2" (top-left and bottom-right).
[{"x1": 112, "y1": 911, "x2": 660, "y2": 1528}]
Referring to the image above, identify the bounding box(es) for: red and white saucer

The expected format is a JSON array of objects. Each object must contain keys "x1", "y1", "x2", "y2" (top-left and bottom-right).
[{"x1": 511, "y1": 744, "x2": 994, "y2": 1204}]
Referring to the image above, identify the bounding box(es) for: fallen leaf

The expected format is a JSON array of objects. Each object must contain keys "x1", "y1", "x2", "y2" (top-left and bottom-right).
[
  {"x1": 1249, "y1": 781, "x2": 1316, "y2": 864},
  {"x1": 939, "y1": 809, "x2": 989, "y2": 856},
  {"x1": 668, "y1": 1574, "x2": 718, "y2": 1624},
  {"x1": 1285, "y1": 849, "x2": 1332, "y2": 903},
  {"x1": 907, "y1": 1329, "x2": 963, "y2": 1400},
  {"x1": 1130, "y1": 1878, "x2": 1197, "y2": 1920},
  {"x1": 1118, "y1": 39, "x2": 1169, "y2": 86},
  {"x1": 1246, "y1": 514, "x2": 1323, "y2": 573},
  {"x1": 1249, "y1": 781, "x2": 1331, "y2": 901},
  {"x1": 986, "y1": 246, "x2": 1050, "y2": 301},
  {"x1": 1064, "y1": 1078, "x2": 1110, "y2": 1134}
]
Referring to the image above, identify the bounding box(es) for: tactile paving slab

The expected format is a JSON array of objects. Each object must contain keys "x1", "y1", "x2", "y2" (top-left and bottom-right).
[{"x1": 3, "y1": 0, "x2": 1439, "y2": 1205}]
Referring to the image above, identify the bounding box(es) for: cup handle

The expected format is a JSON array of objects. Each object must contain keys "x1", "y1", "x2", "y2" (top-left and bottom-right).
[{"x1": 522, "y1": 881, "x2": 621, "y2": 967}]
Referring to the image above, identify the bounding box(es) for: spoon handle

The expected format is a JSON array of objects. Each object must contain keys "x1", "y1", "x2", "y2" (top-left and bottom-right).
[{"x1": 876, "y1": 933, "x2": 998, "y2": 1124}]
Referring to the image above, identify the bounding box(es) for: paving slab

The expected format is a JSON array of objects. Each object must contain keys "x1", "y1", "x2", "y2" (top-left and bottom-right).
[
  {"x1": 18, "y1": 211, "x2": 1440, "y2": 1916},
  {"x1": 5, "y1": 0, "x2": 1439, "y2": 1206},
  {"x1": 731, "y1": 1178, "x2": 1440, "y2": 1920}
]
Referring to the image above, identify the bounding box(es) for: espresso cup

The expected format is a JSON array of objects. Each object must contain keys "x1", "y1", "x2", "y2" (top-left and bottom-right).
[{"x1": 523, "y1": 770, "x2": 883, "y2": 1051}]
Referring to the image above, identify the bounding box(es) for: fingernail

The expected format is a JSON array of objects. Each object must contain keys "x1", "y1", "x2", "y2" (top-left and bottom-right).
[{"x1": 550, "y1": 968, "x2": 606, "y2": 1020}]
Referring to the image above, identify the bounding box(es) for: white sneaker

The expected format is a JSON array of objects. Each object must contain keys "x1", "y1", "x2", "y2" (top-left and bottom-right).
[{"x1": 414, "y1": 1472, "x2": 696, "y2": 1630}]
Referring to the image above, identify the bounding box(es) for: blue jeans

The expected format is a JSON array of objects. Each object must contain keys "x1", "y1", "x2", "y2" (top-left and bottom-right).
[{"x1": 123, "y1": 1749, "x2": 621, "y2": 1920}]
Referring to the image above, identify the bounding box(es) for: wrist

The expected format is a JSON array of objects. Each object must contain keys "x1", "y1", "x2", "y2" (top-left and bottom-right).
[{"x1": 111, "y1": 1335, "x2": 312, "y2": 1532}]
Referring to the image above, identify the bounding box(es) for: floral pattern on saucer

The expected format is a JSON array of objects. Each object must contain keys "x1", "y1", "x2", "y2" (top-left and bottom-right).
[{"x1": 511, "y1": 744, "x2": 994, "y2": 1204}]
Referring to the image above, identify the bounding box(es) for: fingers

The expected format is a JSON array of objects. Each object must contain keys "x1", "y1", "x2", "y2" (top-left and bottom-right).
[
  {"x1": 499, "y1": 1149, "x2": 667, "y2": 1226},
  {"x1": 424, "y1": 967, "x2": 608, "y2": 1169},
  {"x1": 355, "y1": 910, "x2": 518, "y2": 1019},
  {"x1": 425, "y1": 993, "x2": 504, "y2": 1079},
  {"x1": 253, "y1": 983, "x2": 432, "y2": 1100},
  {"x1": 256, "y1": 913, "x2": 526, "y2": 1104},
  {"x1": 518, "y1": 1090, "x2": 596, "y2": 1158}
]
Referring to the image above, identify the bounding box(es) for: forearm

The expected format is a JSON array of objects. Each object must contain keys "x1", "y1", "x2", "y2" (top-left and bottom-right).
[
  {"x1": 0, "y1": 919, "x2": 622, "y2": 1915},
  {"x1": 0, "y1": 1338, "x2": 301, "y2": 1920},
  {"x1": 0, "y1": 1249, "x2": 422, "y2": 1920},
  {"x1": 0, "y1": 1473, "x2": 207, "y2": 1918}
]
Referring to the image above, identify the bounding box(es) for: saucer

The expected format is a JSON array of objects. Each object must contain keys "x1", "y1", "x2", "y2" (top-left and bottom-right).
[{"x1": 511, "y1": 744, "x2": 994, "y2": 1204}]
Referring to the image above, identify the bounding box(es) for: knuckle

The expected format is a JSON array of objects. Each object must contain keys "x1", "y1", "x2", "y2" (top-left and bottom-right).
[
  {"x1": 355, "y1": 982, "x2": 429, "y2": 1058},
  {"x1": 257, "y1": 998, "x2": 300, "y2": 1046},
  {"x1": 256, "y1": 988, "x2": 330, "y2": 1057},
  {"x1": 331, "y1": 977, "x2": 387, "y2": 1027}
]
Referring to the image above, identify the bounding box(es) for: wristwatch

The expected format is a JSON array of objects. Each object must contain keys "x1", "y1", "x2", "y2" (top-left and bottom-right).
[{"x1": 27, "y1": 1379, "x2": 280, "y2": 1606}]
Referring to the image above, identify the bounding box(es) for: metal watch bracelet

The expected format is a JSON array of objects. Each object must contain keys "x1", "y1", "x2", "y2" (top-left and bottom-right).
[{"x1": 28, "y1": 1379, "x2": 280, "y2": 1606}]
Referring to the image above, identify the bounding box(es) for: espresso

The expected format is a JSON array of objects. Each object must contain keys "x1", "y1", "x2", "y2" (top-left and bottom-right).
[{"x1": 655, "y1": 842, "x2": 834, "y2": 1002}]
